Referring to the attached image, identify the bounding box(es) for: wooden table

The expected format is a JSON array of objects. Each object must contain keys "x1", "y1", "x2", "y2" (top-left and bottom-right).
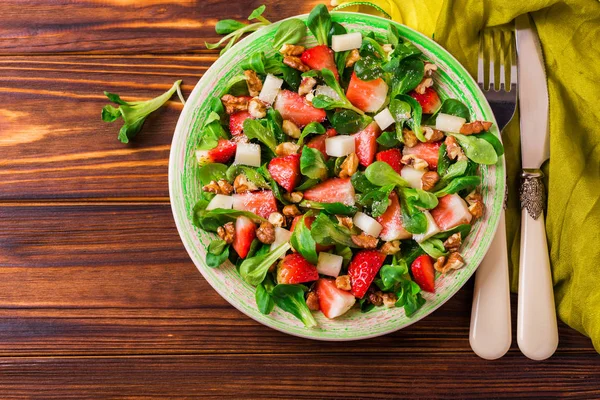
[{"x1": 1, "y1": 1, "x2": 599, "y2": 398}]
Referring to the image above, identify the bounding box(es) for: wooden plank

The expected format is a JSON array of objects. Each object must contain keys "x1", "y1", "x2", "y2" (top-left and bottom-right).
[{"x1": 0, "y1": 0, "x2": 323, "y2": 54}]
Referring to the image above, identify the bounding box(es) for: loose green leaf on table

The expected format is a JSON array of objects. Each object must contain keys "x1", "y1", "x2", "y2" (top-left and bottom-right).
[
  {"x1": 239, "y1": 242, "x2": 291, "y2": 286},
  {"x1": 271, "y1": 284, "x2": 317, "y2": 327},
  {"x1": 206, "y1": 5, "x2": 272, "y2": 55}
]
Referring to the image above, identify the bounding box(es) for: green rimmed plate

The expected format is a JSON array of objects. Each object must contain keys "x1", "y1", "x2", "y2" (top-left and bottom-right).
[{"x1": 169, "y1": 12, "x2": 505, "y2": 341}]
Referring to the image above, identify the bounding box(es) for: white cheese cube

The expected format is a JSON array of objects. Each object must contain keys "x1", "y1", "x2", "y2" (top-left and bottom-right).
[
  {"x1": 400, "y1": 166, "x2": 426, "y2": 189},
  {"x1": 331, "y1": 32, "x2": 362, "y2": 52},
  {"x1": 412, "y1": 211, "x2": 441, "y2": 243},
  {"x1": 374, "y1": 107, "x2": 395, "y2": 130},
  {"x1": 270, "y1": 227, "x2": 292, "y2": 257},
  {"x1": 435, "y1": 113, "x2": 466, "y2": 133},
  {"x1": 259, "y1": 74, "x2": 283, "y2": 104},
  {"x1": 317, "y1": 252, "x2": 343, "y2": 277},
  {"x1": 353, "y1": 211, "x2": 384, "y2": 238},
  {"x1": 206, "y1": 194, "x2": 233, "y2": 211},
  {"x1": 325, "y1": 135, "x2": 355, "y2": 157},
  {"x1": 234, "y1": 143, "x2": 261, "y2": 167},
  {"x1": 314, "y1": 85, "x2": 341, "y2": 101}
]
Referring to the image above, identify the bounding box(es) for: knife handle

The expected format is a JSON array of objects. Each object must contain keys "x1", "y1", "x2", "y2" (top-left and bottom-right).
[
  {"x1": 470, "y1": 210, "x2": 512, "y2": 360},
  {"x1": 517, "y1": 173, "x2": 558, "y2": 360}
]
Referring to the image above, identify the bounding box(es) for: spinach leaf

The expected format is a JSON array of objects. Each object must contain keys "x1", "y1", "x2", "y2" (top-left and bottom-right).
[
  {"x1": 215, "y1": 19, "x2": 247, "y2": 35},
  {"x1": 389, "y1": 98, "x2": 412, "y2": 139},
  {"x1": 390, "y1": 58, "x2": 424, "y2": 98},
  {"x1": 248, "y1": 5, "x2": 267, "y2": 20},
  {"x1": 206, "y1": 6, "x2": 271, "y2": 55},
  {"x1": 311, "y1": 213, "x2": 358, "y2": 248},
  {"x1": 478, "y1": 131, "x2": 505, "y2": 156},
  {"x1": 272, "y1": 18, "x2": 306, "y2": 50},
  {"x1": 295, "y1": 178, "x2": 320, "y2": 191},
  {"x1": 255, "y1": 280, "x2": 275, "y2": 315},
  {"x1": 432, "y1": 224, "x2": 472, "y2": 241},
  {"x1": 377, "y1": 131, "x2": 400, "y2": 148},
  {"x1": 300, "y1": 147, "x2": 328, "y2": 181},
  {"x1": 243, "y1": 118, "x2": 277, "y2": 154},
  {"x1": 240, "y1": 51, "x2": 286, "y2": 75},
  {"x1": 351, "y1": 171, "x2": 379, "y2": 193},
  {"x1": 418, "y1": 238, "x2": 448, "y2": 258},
  {"x1": 395, "y1": 279, "x2": 425, "y2": 316},
  {"x1": 271, "y1": 284, "x2": 317, "y2": 327},
  {"x1": 375, "y1": 258, "x2": 409, "y2": 291},
  {"x1": 365, "y1": 161, "x2": 410, "y2": 188},
  {"x1": 360, "y1": 36, "x2": 386, "y2": 59},
  {"x1": 267, "y1": 108, "x2": 286, "y2": 144},
  {"x1": 239, "y1": 242, "x2": 291, "y2": 286},
  {"x1": 402, "y1": 240, "x2": 425, "y2": 265},
  {"x1": 197, "y1": 120, "x2": 229, "y2": 150},
  {"x1": 359, "y1": 297, "x2": 375, "y2": 313},
  {"x1": 311, "y1": 69, "x2": 364, "y2": 115},
  {"x1": 257, "y1": 165, "x2": 289, "y2": 204},
  {"x1": 206, "y1": 239, "x2": 230, "y2": 268},
  {"x1": 290, "y1": 214, "x2": 318, "y2": 264},
  {"x1": 193, "y1": 207, "x2": 265, "y2": 233},
  {"x1": 447, "y1": 133, "x2": 498, "y2": 165},
  {"x1": 299, "y1": 200, "x2": 357, "y2": 216},
  {"x1": 391, "y1": 41, "x2": 422, "y2": 60},
  {"x1": 437, "y1": 143, "x2": 451, "y2": 176},
  {"x1": 401, "y1": 187, "x2": 439, "y2": 210},
  {"x1": 281, "y1": 66, "x2": 301, "y2": 91},
  {"x1": 396, "y1": 94, "x2": 424, "y2": 142},
  {"x1": 354, "y1": 56, "x2": 384, "y2": 81},
  {"x1": 399, "y1": 190, "x2": 428, "y2": 234},
  {"x1": 331, "y1": 110, "x2": 369, "y2": 134},
  {"x1": 434, "y1": 176, "x2": 481, "y2": 197},
  {"x1": 226, "y1": 165, "x2": 270, "y2": 188},
  {"x1": 386, "y1": 24, "x2": 400, "y2": 46},
  {"x1": 198, "y1": 163, "x2": 228, "y2": 186},
  {"x1": 297, "y1": 122, "x2": 325, "y2": 147},
  {"x1": 223, "y1": 74, "x2": 250, "y2": 96},
  {"x1": 306, "y1": 4, "x2": 331, "y2": 46},
  {"x1": 427, "y1": 99, "x2": 471, "y2": 125},
  {"x1": 358, "y1": 184, "x2": 395, "y2": 217},
  {"x1": 436, "y1": 159, "x2": 468, "y2": 187},
  {"x1": 336, "y1": 245, "x2": 353, "y2": 268}
]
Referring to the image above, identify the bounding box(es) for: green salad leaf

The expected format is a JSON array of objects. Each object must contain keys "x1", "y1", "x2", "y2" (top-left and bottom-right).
[
  {"x1": 396, "y1": 94, "x2": 424, "y2": 142},
  {"x1": 418, "y1": 238, "x2": 448, "y2": 258},
  {"x1": 434, "y1": 176, "x2": 481, "y2": 197},
  {"x1": 193, "y1": 207, "x2": 265, "y2": 233},
  {"x1": 358, "y1": 184, "x2": 395, "y2": 217},
  {"x1": 299, "y1": 200, "x2": 357, "y2": 216},
  {"x1": 272, "y1": 18, "x2": 306, "y2": 50},
  {"x1": 290, "y1": 214, "x2": 318, "y2": 264},
  {"x1": 243, "y1": 118, "x2": 278, "y2": 154},
  {"x1": 206, "y1": 239, "x2": 230, "y2": 268},
  {"x1": 306, "y1": 4, "x2": 331, "y2": 46},
  {"x1": 331, "y1": 110, "x2": 369, "y2": 134},
  {"x1": 255, "y1": 278, "x2": 276, "y2": 315},
  {"x1": 311, "y1": 69, "x2": 365, "y2": 115},
  {"x1": 226, "y1": 165, "x2": 270, "y2": 189},
  {"x1": 390, "y1": 58, "x2": 424, "y2": 98},
  {"x1": 300, "y1": 147, "x2": 329, "y2": 181},
  {"x1": 198, "y1": 163, "x2": 228, "y2": 186},
  {"x1": 297, "y1": 122, "x2": 325, "y2": 147},
  {"x1": 365, "y1": 161, "x2": 410, "y2": 188},
  {"x1": 239, "y1": 242, "x2": 291, "y2": 286},
  {"x1": 448, "y1": 133, "x2": 498, "y2": 165},
  {"x1": 311, "y1": 213, "x2": 358, "y2": 248},
  {"x1": 271, "y1": 284, "x2": 317, "y2": 327}
]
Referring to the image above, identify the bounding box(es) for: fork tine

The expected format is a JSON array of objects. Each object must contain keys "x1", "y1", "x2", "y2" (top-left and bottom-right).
[
  {"x1": 488, "y1": 31, "x2": 496, "y2": 91},
  {"x1": 477, "y1": 33, "x2": 485, "y2": 88},
  {"x1": 510, "y1": 30, "x2": 518, "y2": 91},
  {"x1": 499, "y1": 31, "x2": 506, "y2": 92}
]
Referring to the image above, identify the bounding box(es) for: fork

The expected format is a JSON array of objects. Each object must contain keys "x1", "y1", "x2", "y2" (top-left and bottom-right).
[{"x1": 469, "y1": 28, "x2": 517, "y2": 360}]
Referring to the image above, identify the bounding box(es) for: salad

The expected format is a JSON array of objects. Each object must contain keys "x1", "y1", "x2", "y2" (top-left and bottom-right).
[{"x1": 192, "y1": 4, "x2": 503, "y2": 327}]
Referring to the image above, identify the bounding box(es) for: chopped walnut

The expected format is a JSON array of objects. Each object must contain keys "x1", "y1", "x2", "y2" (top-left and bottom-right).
[
  {"x1": 283, "y1": 55, "x2": 309, "y2": 72},
  {"x1": 459, "y1": 120, "x2": 493, "y2": 135},
  {"x1": 433, "y1": 256, "x2": 446, "y2": 273},
  {"x1": 221, "y1": 94, "x2": 249, "y2": 114},
  {"x1": 217, "y1": 179, "x2": 233, "y2": 195},
  {"x1": 381, "y1": 240, "x2": 401, "y2": 255},
  {"x1": 336, "y1": 215, "x2": 353, "y2": 229},
  {"x1": 345, "y1": 49, "x2": 361, "y2": 68},
  {"x1": 423, "y1": 126, "x2": 445, "y2": 143},
  {"x1": 248, "y1": 97, "x2": 267, "y2": 119},
  {"x1": 402, "y1": 154, "x2": 429, "y2": 171},
  {"x1": 381, "y1": 293, "x2": 398, "y2": 308},
  {"x1": 466, "y1": 190, "x2": 484, "y2": 219},
  {"x1": 436, "y1": 252, "x2": 465, "y2": 274},
  {"x1": 256, "y1": 221, "x2": 276, "y2": 244},
  {"x1": 369, "y1": 291, "x2": 384, "y2": 307},
  {"x1": 443, "y1": 233, "x2": 462, "y2": 253},
  {"x1": 414, "y1": 77, "x2": 434, "y2": 95},
  {"x1": 234, "y1": 174, "x2": 258, "y2": 194},
  {"x1": 339, "y1": 153, "x2": 359, "y2": 178},
  {"x1": 202, "y1": 180, "x2": 221, "y2": 194},
  {"x1": 298, "y1": 77, "x2": 317, "y2": 96},
  {"x1": 282, "y1": 204, "x2": 301, "y2": 217},
  {"x1": 279, "y1": 44, "x2": 305, "y2": 56},
  {"x1": 421, "y1": 171, "x2": 440, "y2": 191},
  {"x1": 402, "y1": 128, "x2": 419, "y2": 148},
  {"x1": 424, "y1": 62, "x2": 438, "y2": 76},
  {"x1": 244, "y1": 70, "x2": 263, "y2": 97},
  {"x1": 275, "y1": 142, "x2": 300, "y2": 156},
  {"x1": 351, "y1": 232, "x2": 379, "y2": 249},
  {"x1": 445, "y1": 136, "x2": 467, "y2": 161},
  {"x1": 217, "y1": 222, "x2": 235, "y2": 244},
  {"x1": 282, "y1": 120, "x2": 301, "y2": 139},
  {"x1": 283, "y1": 191, "x2": 303, "y2": 203},
  {"x1": 306, "y1": 291, "x2": 320, "y2": 311},
  {"x1": 268, "y1": 212, "x2": 285, "y2": 227},
  {"x1": 336, "y1": 275, "x2": 352, "y2": 291}
]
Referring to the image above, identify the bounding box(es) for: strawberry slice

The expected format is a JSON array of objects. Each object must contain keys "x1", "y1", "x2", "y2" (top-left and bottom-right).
[
  {"x1": 268, "y1": 153, "x2": 301, "y2": 192},
  {"x1": 376, "y1": 191, "x2": 412, "y2": 241},
  {"x1": 232, "y1": 215, "x2": 256, "y2": 259},
  {"x1": 348, "y1": 250, "x2": 386, "y2": 299},
  {"x1": 300, "y1": 45, "x2": 339, "y2": 80},
  {"x1": 229, "y1": 111, "x2": 253, "y2": 136},
  {"x1": 402, "y1": 142, "x2": 441, "y2": 169},
  {"x1": 274, "y1": 90, "x2": 326, "y2": 127},
  {"x1": 411, "y1": 254, "x2": 435, "y2": 293},
  {"x1": 346, "y1": 72, "x2": 388, "y2": 113},
  {"x1": 277, "y1": 253, "x2": 319, "y2": 284},
  {"x1": 430, "y1": 194, "x2": 473, "y2": 231},
  {"x1": 196, "y1": 139, "x2": 237, "y2": 166},
  {"x1": 354, "y1": 122, "x2": 381, "y2": 167},
  {"x1": 306, "y1": 128, "x2": 337, "y2": 160},
  {"x1": 232, "y1": 190, "x2": 278, "y2": 219},
  {"x1": 315, "y1": 278, "x2": 356, "y2": 319},
  {"x1": 375, "y1": 148, "x2": 403, "y2": 174},
  {"x1": 409, "y1": 87, "x2": 442, "y2": 114},
  {"x1": 290, "y1": 215, "x2": 334, "y2": 253},
  {"x1": 303, "y1": 177, "x2": 356, "y2": 206}
]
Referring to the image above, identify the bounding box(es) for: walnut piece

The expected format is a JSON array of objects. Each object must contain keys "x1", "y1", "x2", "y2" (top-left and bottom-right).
[
  {"x1": 459, "y1": 120, "x2": 493, "y2": 135},
  {"x1": 248, "y1": 97, "x2": 267, "y2": 119},
  {"x1": 221, "y1": 94, "x2": 249, "y2": 114},
  {"x1": 424, "y1": 62, "x2": 438, "y2": 76},
  {"x1": 336, "y1": 275, "x2": 352, "y2": 291},
  {"x1": 414, "y1": 77, "x2": 434, "y2": 95},
  {"x1": 256, "y1": 221, "x2": 276, "y2": 244},
  {"x1": 402, "y1": 128, "x2": 419, "y2": 148},
  {"x1": 282, "y1": 120, "x2": 301, "y2": 139},
  {"x1": 217, "y1": 179, "x2": 233, "y2": 195},
  {"x1": 275, "y1": 142, "x2": 300, "y2": 156},
  {"x1": 369, "y1": 291, "x2": 384, "y2": 307},
  {"x1": 423, "y1": 126, "x2": 445, "y2": 143},
  {"x1": 217, "y1": 222, "x2": 235, "y2": 244},
  {"x1": 345, "y1": 49, "x2": 361, "y2": 67},
  {"x1": 466, "y1": 190, "x2": 484, "y2": 219},
  {"x1": 401, "y1": 154, "x2": 429, "y2": 171},
  {"x1": 445, "y1": 136, "x2": 467, "y2": 161},
  {"x1": 380, "y1": 240, "x2": 401, "y2": 255},
  {"x1": 268, "y1": 212, "x2": 285, "y2": 227},
  {"x1": 306, "y1": 291, "x2": 320, "y2": 311},
  {"x1": 282, "y1": 204, "x2": 301, "y2": 217},
  {"x1": 298, "y1": 77, "x2": 317, "y2": 96},
  {"x1": 433, "y1": 256, "x2": 446, "y2": 273},
  {"x1": 279, "y1": 44, "x2": 305, "y2": 56},
  {"x1": 283, "y1": 56, "x2": 309, "y2": 72},
  {"x1": 336, "y1": 215, "x2": 353, "y2": 229},
  {"x1": 436, "y1": 252, "x2": 465, "y2": 274},
  {"x1": 421, "y1": 171, "x2": 440, "y2": 191},
  {"x1": 351, "y1": 232, "x2": 379, "y2": 249},
  {"x1": 339, "y1": 153, "x2": 359, "y2": 178},
  {"x1": 202, "y1": 180, "x2": 221, "y2": 194},
  {"x1": 283, "y1": 191, "x2": 303, "y2": 203},
  {"x1": 443, "y1": 233, "x2": 462, "y2": 253},
  {"x1": 234, "y1": 174, "x2": 258, "y2": 194},
  {"x1": 381, "y1": 293, "x2": 398, "y2": 308},
  {"x1": 244, "y1": 70, "x2": 263, "y2": 97}
]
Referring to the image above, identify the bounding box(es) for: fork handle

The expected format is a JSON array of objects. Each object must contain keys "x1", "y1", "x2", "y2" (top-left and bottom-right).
[{"x1": 469, "y1": 210, "x2": 512, "y2": 360}]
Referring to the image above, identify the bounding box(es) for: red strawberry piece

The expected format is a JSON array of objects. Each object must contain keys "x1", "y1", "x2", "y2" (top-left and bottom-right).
[
  {"x1": 375, "y1": 148, "x2": 403, "y2": 174},
  {"x1": 229, "y1": 111, "x2": 252, "y2": 136},
  {"x1": 268, "y1": 153, "x2": 301, "y2": 192},
  {"x1": 232, "y1": 190, "x2": 278, "y2": 219},
  {"x1": 315, "y1": 278, "x2": 356, "y2": 319},
  {"x1": 354, "y1": 122, "x2": 381, "y2": 167},
  {"x1": 306, "y1": 128, "x2": 337, "y2": 160},
  {"x1": 303, "y1": 177, "x2": 356, "y2": 206},
  {"x1": 290, "y1": 215, "x2": 334, "y2": 253},
  {"x1": 196, "y1": 139, "x2": 237, "y2": 166},
  {"x1": 376, "y1": 191, "x2": 412, "y2": 241},
  {"x1": 430, "y1": 194, "x2": 473, "y2": 231},
  {"x1": 273, "y1": 90, "x2": 326, "y2": 127},
  {"x1": 232, "y1": 215, "x2": 256, "y2": 259},
  {"x1": 409, "y1": 87, "x2": 442, "y2": 114},
  {"x1": 300, "y1": 45, "x2": 339, "y2": 80},
  {"x1": 348, "y1": 250, "x2": 386, "y2": 299},
  {"x1": 411, "y1": 254, "x2": 435, "y2": 293},
  {"x1": 402, "y1": 141, "x2": 441, "y2": 169},
  {"x1": 277, "y1": 253, "x2": 319, "y2": 284},
  {"x1": 345, "y1": 72, "x2": 389, "y2": 113}
]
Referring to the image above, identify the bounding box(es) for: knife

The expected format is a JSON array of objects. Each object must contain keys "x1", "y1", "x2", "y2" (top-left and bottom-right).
[{"x1": 515, "y1": 14, "x2": 559, "y2": 360}]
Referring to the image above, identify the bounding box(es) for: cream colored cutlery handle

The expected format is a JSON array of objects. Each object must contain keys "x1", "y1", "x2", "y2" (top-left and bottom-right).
[
  {"x1": 517, "y1": 209, "x2": 558, "y2": 360},
  {"x1": 469, "y1": 210, "x2": 512, "y2": 360}
]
